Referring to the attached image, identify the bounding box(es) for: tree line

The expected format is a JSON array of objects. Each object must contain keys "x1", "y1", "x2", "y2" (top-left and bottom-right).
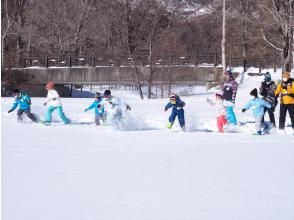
[{"x1": 1, "y1": 0, "x2": 293, "y2": 97}]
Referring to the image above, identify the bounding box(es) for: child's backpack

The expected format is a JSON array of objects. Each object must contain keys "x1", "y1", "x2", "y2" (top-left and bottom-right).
[{"x1": 223, "y1": 85, "x2": 233, "y2": 101}]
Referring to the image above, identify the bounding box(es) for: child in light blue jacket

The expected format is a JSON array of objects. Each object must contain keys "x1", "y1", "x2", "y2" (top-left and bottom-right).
[
  {"x1": 84, "y1": 92, "x2": 105, "y2": 125},
  {"x1": 8, "y1": 89, "x2": 38, "y2": 123},
  {"x1": 242, "y1": 88, "x2": 271, "y2": 135}
]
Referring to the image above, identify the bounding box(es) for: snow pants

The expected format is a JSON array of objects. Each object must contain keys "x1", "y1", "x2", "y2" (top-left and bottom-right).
[
  {"x1": 45, "y1": 106, "x2": 69, "y2": 124},
  {"x1": 262, "y1": 107, "x2": 276, "y2": 127},
  {"x1": 17, "y1": 109, "x2": 38, "y2": 122},
  {"x1": 168, "y1": 108, "x2": 185, "y2": 128},
  {"x1": 94, "y1": 114, "x2": 104, "y2": 126},
  {"x1": 217, "y1": 115, "x2": 227, "y2": 133},
  {"x1": 254, "y1": 115, "x2": 264, "y2": 133},
  {"x1": 279, "y1": 104, "x2": 294, "y2": 129},
  {"x1": 226, "y1": 106, "x2": 237, "y2": 125}
]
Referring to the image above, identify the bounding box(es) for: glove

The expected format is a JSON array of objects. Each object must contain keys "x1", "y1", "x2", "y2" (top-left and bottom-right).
[
  {"x1": 43, "y1": 102, "x2": 47, "y2": 106},
  {"x1": 84, "y1": 109, "x2": 87, "y2": 112},
  {"x1": 126, "y1": 105, "x2": 131, "y2": 111},
  {"x1": 8, "y1": 109, "x2": 13, "y2": 114},
  {"x1": 52, "y1": 98, "x2": 57, "y2": 101},
  {"x1": 242, "y1": 108, "x2": 246, "y2": 113},
  {"x1": 97, "y1": 104, "x2": 101, "y2": 109},
  {"x1": 275, "y1": 94, "x2": 279, "y2": 98},
  {"x1": 164, "y1": 108, "x2": 168, "y2": 112}
]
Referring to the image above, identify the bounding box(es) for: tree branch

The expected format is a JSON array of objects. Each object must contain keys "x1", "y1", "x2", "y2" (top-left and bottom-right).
[{"x1": 260, "y1": 28, "x2": 282, "y2": 51}]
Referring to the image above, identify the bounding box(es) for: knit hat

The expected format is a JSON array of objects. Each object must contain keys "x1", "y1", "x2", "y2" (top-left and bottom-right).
[
  {"x1": 45, "y1": 82, "x2": 54, "y2": 90},
  {"x1": 264, "y1": 72, "x2": 271, "y2": 82},
  {"x1": 250, "y1": 88, "x2": 258, "y2": 97},
  {"x1": 94, "y1": 92, "x2": 101, "y2": 98},
  {"x1": 12, "y1": 89, "x2": 20, "y2": 94},
  {"x1": 225, "y1": 70, "x2": 233, "y2": 76},
  {"x1": 104, "y1": 90, "x2": 111, "y2": 96},
  {"x1": 215, "y1": 91, "x2": 223, "y2": 99}
]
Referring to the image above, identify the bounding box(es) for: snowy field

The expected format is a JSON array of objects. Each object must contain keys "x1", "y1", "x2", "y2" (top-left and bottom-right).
[{"x1": 2, "y1": 68, "x2": 294, "y2": 220}]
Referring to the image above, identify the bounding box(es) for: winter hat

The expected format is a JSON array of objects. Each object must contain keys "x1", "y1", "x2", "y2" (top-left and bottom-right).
[
  {"x1": 104, "y1": 90, "x2": 111, "y2": 96},
  {"x1": 45, "y1": 82, "x2": 54, "y2": 90},
  {"x1": 215, "y1": 91, "x2": 223, "y2": 99},
  {"x1": 264, "y1": 72, "x2": 271, "y2": 82},
  {"x1": 225, "y1": 70, "x2": 233, "y2": 76},
  {"x1": 12, "y1": 89, "x2": 20, "y2": 94},
  {"x1": 169, "y1": 93, "x2": 177, "y2": 100},
  {"x1": 94, "y1": 92, "x2": 101, "y2": 98},
  {"x1": 250, "y1": 88, "x2": 258, "y2": 97}
]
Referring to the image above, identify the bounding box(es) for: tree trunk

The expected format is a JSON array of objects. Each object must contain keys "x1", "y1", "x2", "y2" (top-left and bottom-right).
[
  {"x1": 221, "y1": 0, "x2": 226, "y2": 75},
  {"x1": 148, "y1": 35, "x2": 153, "y2": 99},
  {"x1": 241, "y1": 0, "x2": 249, "y2": 72},
  {"x1": 134, "y1": 66, "x2": 144, "y2": 99},
  {"x1": 16, "y1": 12, "x2": 26, "y2": 67}
]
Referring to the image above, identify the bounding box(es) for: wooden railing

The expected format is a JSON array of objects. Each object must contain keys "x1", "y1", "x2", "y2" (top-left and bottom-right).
[{"x1": 4, "y1": 52, "x2": 275, "y2": 69}]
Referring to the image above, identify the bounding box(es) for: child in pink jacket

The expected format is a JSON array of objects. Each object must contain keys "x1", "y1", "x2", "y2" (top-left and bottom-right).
[{"x1": 207, "y1": 92, "x2": 227, "y2": 132}]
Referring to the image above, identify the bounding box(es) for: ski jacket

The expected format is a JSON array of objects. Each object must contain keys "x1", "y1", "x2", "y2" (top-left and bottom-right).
[
  {"x1": 244, "y1": 97, "x2": 271, "y2": 117},
  {"x1": 275, "y1": 78, "x2": 294, "y2": 104},
  {"x1": 222, "y1": 79, "x2": 238, "y2": 103},
  {"x1": 9, "y1": 92, "x2": 31, "y2": 111},
  {"x1": 259, "y1": 81, "x2": 277, "y2": 107},
  {"x1": 85, "y1": 100, "x2": 104, "y2": 115},
  {"x1": 101, "y1": 96, "x2": 128, "y2": 115},
  {"x1": 165, "y1": 97, "x2": 185, "y2": 111},
  {"x1": 207, "y1": 98, "x2": 226, "y2": 117},
  {"x1": 45, "y1": 89, "x2": 62, "y2": 107}
]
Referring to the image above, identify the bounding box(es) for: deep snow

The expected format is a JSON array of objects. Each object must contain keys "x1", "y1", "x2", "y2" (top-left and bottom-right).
[{"x1": 2, "y1": 68, "x2": 294, "y2": 220}]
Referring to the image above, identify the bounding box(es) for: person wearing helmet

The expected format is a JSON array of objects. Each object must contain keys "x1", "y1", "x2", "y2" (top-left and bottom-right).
[
  {"x1": 99, "y1": 89, "x2": 131, "y2": 126},
  {"x1": 84, "y1": 92, "x2": 105, "y2": 125},
  {"x1": 207, "y1": 92, "x2": 227, "y2": 132},
  {"x1": 42, "y1": 82, "x2": 70, "y2": 125},
  {"x1": 164, "y1": 93, "x2": 186, "y2": 131},
  {"x1": 259, "y1": 72, "x2": 277, "y2": 127},
  {"x1": 7, "y1": 89, "x2": 38, "y2": 123},
  {"x1": 222, "y1": 70, "x2": 238, "y2": 125},
  {"x1": 275, "y1": 72, "x2": 294, "y2": 131}
]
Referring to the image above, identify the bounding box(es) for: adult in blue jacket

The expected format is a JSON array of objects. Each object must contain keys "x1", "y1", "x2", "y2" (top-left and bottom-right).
[
  {"x1": 164, "y1": 93, "x2": 185, "y2": 131},
  {"x1": 8, "y1": 89, "x2": 38, "y2": 122},
  {"x1": 84, "y1": 92, "x2": 105, "y2": 125},
  {"x1": 242, "y1": 88, "x2": 271, "y2": 135}
]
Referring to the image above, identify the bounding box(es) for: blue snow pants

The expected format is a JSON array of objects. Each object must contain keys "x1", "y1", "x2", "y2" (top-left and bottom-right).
[
  {"x1": 226, "y1": 106, "x2": 237, "y2": 125},
  {"x1": 169, "y1": 108, "x2": 185, "y2": 128},
  {"x1": 45, "y1": 106, "x2": 69, "y2": 124}
]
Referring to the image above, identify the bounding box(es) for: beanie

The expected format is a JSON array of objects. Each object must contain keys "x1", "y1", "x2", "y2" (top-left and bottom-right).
[{"x1": 250, "y1": 88, "x2": 258, "y2": 97}]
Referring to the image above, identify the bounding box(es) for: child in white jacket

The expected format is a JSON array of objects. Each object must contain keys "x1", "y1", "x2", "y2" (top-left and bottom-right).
[
  {"x1": 43, "y1": 82, "x2": 70, "y2": 125},
  {"x1": 207, "y1": 92, "x2": 227, "y2": 132}
]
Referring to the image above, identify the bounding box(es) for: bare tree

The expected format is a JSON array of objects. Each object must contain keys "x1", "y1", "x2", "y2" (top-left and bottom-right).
[
  {"x1": 221, "y1": 0, "x2": 226, "y2": 74},
  {"x1": 258, "y1": 0, "x2": 294, "y2": 72}
]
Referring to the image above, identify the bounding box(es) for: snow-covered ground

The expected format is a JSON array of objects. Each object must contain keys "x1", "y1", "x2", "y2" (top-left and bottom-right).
[{"x1": 2, "y1": 68, "x2": 294, "y2": 220}]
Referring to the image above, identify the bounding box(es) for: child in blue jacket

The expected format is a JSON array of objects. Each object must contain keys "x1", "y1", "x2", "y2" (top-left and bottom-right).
[
  {"x1": 8, "y1": 89, "x2": 38, "y2": 123},
  {"x1": 164, "y1": 93, "x2": 186, "y2": 131},
  {"x1": 242, "y1": 88, "x2": 271, "y2": 135},
  {"x1": 84, "y1": 92, "x2": 105, "y2": 125}
]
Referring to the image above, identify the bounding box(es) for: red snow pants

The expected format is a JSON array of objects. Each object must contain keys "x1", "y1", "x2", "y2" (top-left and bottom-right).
[{"x1": 217, "y1": 115, "x2": 227, "y2": 133}]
